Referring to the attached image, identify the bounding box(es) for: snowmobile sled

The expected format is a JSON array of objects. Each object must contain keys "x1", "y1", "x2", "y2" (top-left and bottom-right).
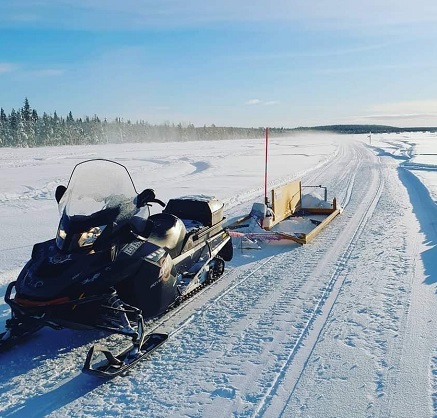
[{"x1": 0, "y1": 159, "x2": 233, "y2": 377}]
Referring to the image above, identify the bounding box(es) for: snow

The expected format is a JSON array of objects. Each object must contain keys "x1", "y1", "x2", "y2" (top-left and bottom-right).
[{"x1": 1, "y1": 131, "x2": 437, "y2": 417}]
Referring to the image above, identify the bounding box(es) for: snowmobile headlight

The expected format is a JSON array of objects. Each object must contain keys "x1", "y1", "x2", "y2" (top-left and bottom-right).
[
  {"x1": 58, "y1": 228, "x2": 67, "y2": 240},
  {"x1": 78, "y1": 225, "x2": 107, "y2": 247},
  {"x1": 56, "y1": 226, "x2": 67, "y2": 249}
]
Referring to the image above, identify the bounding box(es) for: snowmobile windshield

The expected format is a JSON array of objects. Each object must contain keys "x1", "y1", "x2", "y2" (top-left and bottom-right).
[
  {"x1": 56, "y1": 160, "x2": 140, "y2": 252},
  {"x1": 58, "y1": 159, "x2": 138, "y2": 222}
]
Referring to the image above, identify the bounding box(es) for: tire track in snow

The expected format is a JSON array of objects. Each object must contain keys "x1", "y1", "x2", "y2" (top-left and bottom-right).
[
  {"x1": 0, "y1": 138, "x2": 371, "y2": 417},
  {"x1": 254, "y1": 146, "x2": 384, "y2": 417},
  {"x1": 142, "y1": 255, "x2": 278, "y2": 337},
  {"x1": 301, "y1": 140, "x2": 363, "y2": 210},
  {"x1": 114, "y1": 140, "x2": 378, "y2": 417},
  {"x1": 152, "y1": 140, "x2": 372, "y2": 414},
  {"x1": 274, "y1": 148, "x2": 423, "y2": 417}
]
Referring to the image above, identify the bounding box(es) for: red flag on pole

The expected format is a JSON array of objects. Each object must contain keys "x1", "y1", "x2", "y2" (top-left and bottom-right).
[{"x1": 264, "y1": 127, "x2": 269, "y2": 205}]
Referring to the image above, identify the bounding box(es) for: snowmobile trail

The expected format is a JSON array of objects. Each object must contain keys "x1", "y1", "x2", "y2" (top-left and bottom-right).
[
  {"x1": 71, "y1": 139, "x2": 374, "y2": 417},
  {"x1": 4, "y1": 135, "x2": 435, "y2": 417},
  {"x1": 260, "y1": 145, "x2": 384, "y2": 417},
  {"x1": 257, "y1": 144, "x2": 383, "y2": 415},
  {"x1": 0, "y1": 136, "x2": 354, "y2": 417},
  {"x1": 191, "y1": 141, "x2": 384, "y2": 417},
  {"x1": 274, "y1": 146, "x2": 437, "y2": 418}
]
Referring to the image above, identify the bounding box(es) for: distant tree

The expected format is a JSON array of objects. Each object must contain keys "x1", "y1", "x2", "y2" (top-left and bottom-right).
[
  {"x1": 39, "y1": 112, "x2": 53, "y2": 146},
  {"x1": 0, "y1": 108, "x2": 5, "y2": 146},
  {"x1": 22, "y1": 97, "x2": 31, "y2": 122},
  {"x1": 21, "y1": 117, "x2": 30, "y2": 146},
  {"x1": 9, "y1": 109, "x2": 17, "y2": 131},
  {"x1": 31, "y1": 109, "x2": 38, "y2": 122},
  {"x1": 19, "y1": 98, "x2": 37, "y2": 146}
]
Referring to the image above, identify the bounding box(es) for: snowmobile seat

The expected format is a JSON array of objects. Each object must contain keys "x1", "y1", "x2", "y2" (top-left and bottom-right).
[{"x1": 143, "y1": 213, "x2": 187, "y2": 257}]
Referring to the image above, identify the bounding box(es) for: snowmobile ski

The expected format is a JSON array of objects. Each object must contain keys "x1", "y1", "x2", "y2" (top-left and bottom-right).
[
  {"x1": 83, "y1": 332, "x2": 168, "y2": 378},
  {"x1": 0, "y1": 322, "x2": 44, "y2": 352},
  {"x1": 0, "y1": 281, "x2": 45, "y2": 351}
]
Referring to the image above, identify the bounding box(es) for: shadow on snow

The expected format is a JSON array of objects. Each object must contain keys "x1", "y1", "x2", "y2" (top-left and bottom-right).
[
  {"x1": 398, "y1": 167, "x2": 437, "y2": 287},
  {"x1": 2, "y1": 372, "x2": 107, "y2": 418}
]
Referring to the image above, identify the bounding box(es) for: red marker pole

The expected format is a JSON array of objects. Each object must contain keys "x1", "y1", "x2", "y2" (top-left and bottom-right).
[{"x1": 264, "y1": 127, "x2": 269, "y2": 205}]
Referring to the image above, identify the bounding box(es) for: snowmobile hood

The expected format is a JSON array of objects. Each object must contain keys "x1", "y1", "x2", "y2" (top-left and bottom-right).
[{"x1": 14, "y1": 239, "x2": 116, "y2": 300}]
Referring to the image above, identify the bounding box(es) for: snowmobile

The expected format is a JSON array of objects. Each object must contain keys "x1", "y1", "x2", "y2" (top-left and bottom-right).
[{"x1": 0, "y1": 159, "x2": 233, "y2": 377}]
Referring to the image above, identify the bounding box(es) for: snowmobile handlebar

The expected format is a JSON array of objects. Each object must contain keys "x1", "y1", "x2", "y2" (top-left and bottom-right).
[{"x1": 148, "y1": 198, "x2": 166, "y2": 208}]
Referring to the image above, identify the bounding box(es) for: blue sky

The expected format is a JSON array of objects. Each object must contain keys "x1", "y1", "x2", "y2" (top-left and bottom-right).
[{"x1": 1, "y1": 1, "x2": 437, "y2": 128}]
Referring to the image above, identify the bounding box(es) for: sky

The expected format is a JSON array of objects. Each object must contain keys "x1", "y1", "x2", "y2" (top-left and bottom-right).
[{"x1": 1, "y1": 1, "x2": 437, "y2": 128}]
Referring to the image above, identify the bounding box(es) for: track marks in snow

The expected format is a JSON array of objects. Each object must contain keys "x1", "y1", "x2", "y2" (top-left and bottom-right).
[
  {"x1": 4, "y1": 137, "x2": 434, "y2": 417},
  {"x1": 279, "y1": 153, "x2": 425, "y2": 418},
  {"x1": 432, "y1": 354, "x2": 437, "y2": 414},
  {"x1": 0, "y1": 181, "x2": 63, "y2": 205},
  {"x1": 119, "y1": 140, "x2": 378, "y2": 418},
  {"x1": 259, "y1": 146, "x2": 385, "y2": 416},
  {"x1": 122, "y1": 142, "x2": 383, "y2": 417}
]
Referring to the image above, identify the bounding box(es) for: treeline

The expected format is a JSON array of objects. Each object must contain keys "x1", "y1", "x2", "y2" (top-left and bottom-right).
[
  {"x1": 301, "y1": 124, "x2": 437, "y2": 134},
  {"x1": 4, "y1": 99, "x2": 431, "y2": 148},
  {"x1": 0, "y1": 98, "x2": 270, "y2": 148}
]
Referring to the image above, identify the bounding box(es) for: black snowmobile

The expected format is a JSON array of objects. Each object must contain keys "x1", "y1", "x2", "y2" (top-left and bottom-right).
[{"x1": 0, "y1": 159, "x2": 233, "y2": 377}]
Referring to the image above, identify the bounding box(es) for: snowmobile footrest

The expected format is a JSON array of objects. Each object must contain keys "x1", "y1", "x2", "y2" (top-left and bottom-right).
[{"x1": 82, "y1": 333, "x2": 168, "y2": 378}]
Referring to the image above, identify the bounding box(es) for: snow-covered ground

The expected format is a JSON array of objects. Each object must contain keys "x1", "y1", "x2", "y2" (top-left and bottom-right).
[{"x1": 0, "y1": 131, "x2": 437, "y2": 417}]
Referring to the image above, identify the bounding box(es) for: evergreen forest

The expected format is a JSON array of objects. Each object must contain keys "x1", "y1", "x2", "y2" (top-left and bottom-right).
[
  {"x1": 0, "y1": 98, "x2": 267, "y2": 147},
  {"x1": 1, "y1": 99, "x2": 435, "y2": 148}
]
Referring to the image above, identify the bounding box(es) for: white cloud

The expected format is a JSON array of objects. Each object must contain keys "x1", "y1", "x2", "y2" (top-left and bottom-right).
[
  {"x1": 30, "y1": 69, "x2": 64, "y2": 77},
  {"x1": 370, "y1": 100, "x2": 437, "y2": 115},
  {"x1": 355, "y1": 100, "x2": 437, "y2": 126},
  {"x1": 245, "y1": 99, "x2": 262, "y2": 105},
  {"x1": 4, "y1": 0, "x2": 437, "y2": 30},
  {"x1": 361, "y1": 113, "x2": 437, "y2": 120},
  {"x1": 245, "y1": 99, "x2": 279, "y2": 106},
  {"x1": 0, "y1": 63, "x2": 64, "y2": 77},
  {"x1": 0, "y1": 63, "x2": 18, "y2": 74}
]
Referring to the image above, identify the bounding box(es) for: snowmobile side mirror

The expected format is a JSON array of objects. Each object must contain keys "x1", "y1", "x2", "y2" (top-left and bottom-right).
[
  {"x1": 136, "y1": 188, "x2": 156, "y2": 208},
  {"x1": 55, "y1": 185, "x2": 67, "y2": 203}
]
